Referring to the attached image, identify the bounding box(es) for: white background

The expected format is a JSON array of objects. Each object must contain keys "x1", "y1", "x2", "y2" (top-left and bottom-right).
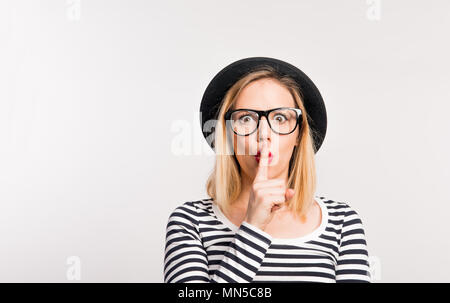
[{"x1": 1, "y1": 0, "x2": 449, "y2": 282}]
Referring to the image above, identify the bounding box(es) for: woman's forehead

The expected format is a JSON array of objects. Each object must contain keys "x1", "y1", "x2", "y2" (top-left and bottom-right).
[{"x1": 233, "y1": 79, "x2": 296, "y2": 110}]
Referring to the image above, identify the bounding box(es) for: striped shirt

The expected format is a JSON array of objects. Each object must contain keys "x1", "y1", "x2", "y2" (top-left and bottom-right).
[{"x1": 164, "y1": 195, "x2": 371, "y2": 283}]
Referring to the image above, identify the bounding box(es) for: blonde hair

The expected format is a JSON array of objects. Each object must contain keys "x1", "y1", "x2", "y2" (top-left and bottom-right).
[{"x1": 205, "y1": 65, "x2": 321, "y2": 220}]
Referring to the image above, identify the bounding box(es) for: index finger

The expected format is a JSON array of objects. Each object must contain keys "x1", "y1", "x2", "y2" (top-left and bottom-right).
[{"x1": 254, "y1": 141, "x2": 269, "y2": 182}]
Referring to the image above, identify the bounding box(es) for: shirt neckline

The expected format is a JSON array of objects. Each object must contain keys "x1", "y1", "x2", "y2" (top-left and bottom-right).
[{"x1": 211, "y1": 195, "x2": 329, "y2": 244}]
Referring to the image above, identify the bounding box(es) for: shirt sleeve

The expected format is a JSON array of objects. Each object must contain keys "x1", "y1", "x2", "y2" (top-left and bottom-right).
[
  {"x1": 164, "y1": 202, "x2": 273, "y2": 283},
  {"x1": 335, "y1": 205, "x2": 372, "y2": 283}
]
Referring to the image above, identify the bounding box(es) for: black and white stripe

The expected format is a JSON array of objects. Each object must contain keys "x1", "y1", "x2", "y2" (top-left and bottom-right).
[{"x1": 164, "y1": 196, "x2": 371, "y2": 283}]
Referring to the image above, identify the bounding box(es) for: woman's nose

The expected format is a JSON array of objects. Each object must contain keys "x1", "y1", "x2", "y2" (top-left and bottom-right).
[{"x1": 258, "y1": 116, "x2": 271, "y2": 141}]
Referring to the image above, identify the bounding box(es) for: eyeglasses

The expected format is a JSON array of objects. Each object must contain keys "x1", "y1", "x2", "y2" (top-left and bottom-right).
[{"x1": 225, "y1": 107, "x2": 302, "y2": 136}]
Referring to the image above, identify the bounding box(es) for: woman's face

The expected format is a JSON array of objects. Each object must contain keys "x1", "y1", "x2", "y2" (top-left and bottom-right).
[{"x1": 231, "y1": 78, "x2": 299, "y2": 181}]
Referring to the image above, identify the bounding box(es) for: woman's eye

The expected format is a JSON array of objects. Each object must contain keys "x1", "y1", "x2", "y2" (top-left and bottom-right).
[
  {"x1": 239, "y1": 115, "x2": 254, "y2": 123},
  {"x1": 274, "y1": 114, "x2": 287, "y2": 122}
]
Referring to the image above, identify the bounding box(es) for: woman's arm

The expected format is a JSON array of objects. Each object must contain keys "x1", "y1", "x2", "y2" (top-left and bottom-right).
[
  {"x1": 335, "y1": 206, "x2": 372, "y2": 282},
  {"x1": 164, "y1": 202, "x2": 273, "y2": 283}
]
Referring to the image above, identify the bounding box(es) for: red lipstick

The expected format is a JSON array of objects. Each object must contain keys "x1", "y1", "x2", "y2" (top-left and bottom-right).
[{"x1": 255, "y1": 151, "x2": 273, "y2": 164}]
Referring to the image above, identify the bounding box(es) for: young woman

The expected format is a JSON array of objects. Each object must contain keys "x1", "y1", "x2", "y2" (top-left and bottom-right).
[{"x1": 164, "y1": 57, "x2": 371, "y2": 283}]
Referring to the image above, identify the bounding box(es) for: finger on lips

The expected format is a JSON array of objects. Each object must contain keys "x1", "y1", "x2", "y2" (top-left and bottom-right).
[{"x1": 254, "y1": 141, "x2": 269, "y2": 181}]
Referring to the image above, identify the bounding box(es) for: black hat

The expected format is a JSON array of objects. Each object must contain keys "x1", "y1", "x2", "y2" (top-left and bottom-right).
[{"x1": 199, "y1": 57, "x2": 327, "y2": 153}]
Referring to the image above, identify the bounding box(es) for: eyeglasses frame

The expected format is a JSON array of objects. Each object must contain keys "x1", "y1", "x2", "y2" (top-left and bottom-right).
[{"x1": 224, "y1": 107, "x2": 303, "y2": 136}]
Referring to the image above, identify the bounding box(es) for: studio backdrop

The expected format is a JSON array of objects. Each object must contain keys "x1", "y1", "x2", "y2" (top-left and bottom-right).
[{"x1": 1, "y1": 0, "x2": 449, "y2": 282}]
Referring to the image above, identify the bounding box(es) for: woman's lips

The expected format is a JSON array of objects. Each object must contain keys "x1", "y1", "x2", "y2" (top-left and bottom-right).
[{"x1": 255, "y1": 151, "x2": 273, "y2": 164}]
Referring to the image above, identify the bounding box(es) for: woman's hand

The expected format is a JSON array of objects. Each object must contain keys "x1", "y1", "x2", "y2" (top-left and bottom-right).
[{"x1": 244, "y1": 141, "x2": 295, "y2": 231}]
